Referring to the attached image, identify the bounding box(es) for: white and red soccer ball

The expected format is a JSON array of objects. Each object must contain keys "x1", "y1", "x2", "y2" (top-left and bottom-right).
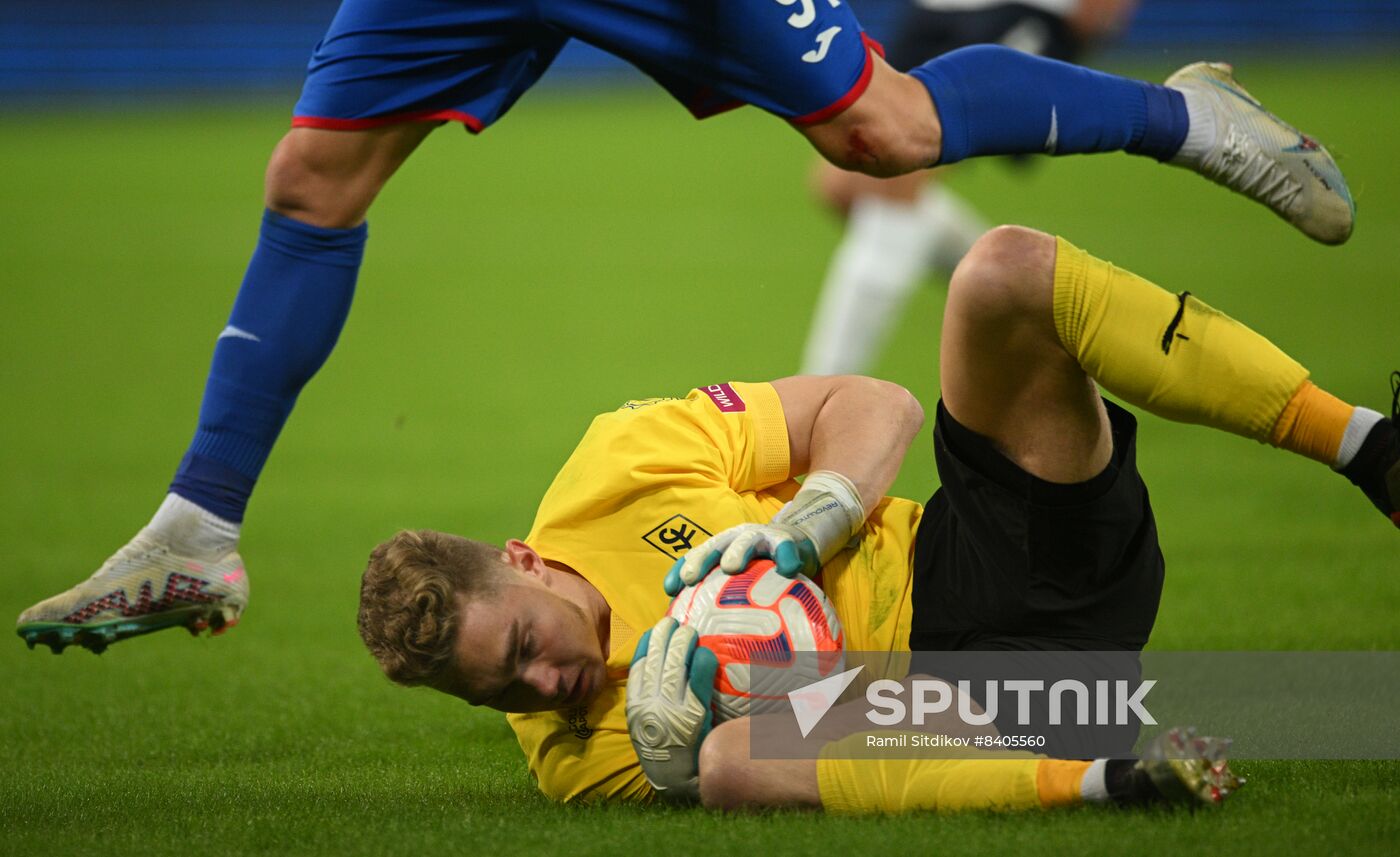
[{"x1": 666, "y1": 558, "x2": 845, "y2": 723}]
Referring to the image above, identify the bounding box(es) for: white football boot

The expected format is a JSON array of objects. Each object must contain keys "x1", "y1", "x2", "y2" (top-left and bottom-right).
[
  {"x1": 17, "y1": 498, "x2": 248, "y2": 654},
  {"x1": 1167, "y1": 62, "x2": 1354, "y2": 245}
]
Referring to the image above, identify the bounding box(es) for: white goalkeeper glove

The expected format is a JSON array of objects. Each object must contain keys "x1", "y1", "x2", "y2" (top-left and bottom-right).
[
  {"x1": 663, "y1": 470, "x2": 866, "y2": 596},
  {"x1": 625, "y1": 617, "x2": 719, "y2": 803}
]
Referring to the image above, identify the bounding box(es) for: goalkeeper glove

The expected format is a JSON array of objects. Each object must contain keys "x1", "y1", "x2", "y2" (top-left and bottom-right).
[
  {"x1": 663, "y1": 470, "x2": 866, "y2": 596},
  {"x1": 625, "y1": 617, "x2": 719, "y2": 803}
]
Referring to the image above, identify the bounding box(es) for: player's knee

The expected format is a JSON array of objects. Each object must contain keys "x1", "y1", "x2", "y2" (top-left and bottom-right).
[
  {"x1": 960, "y1": 225, "x2": 1055, "y2": 277},
  {"x1": 264, "y1": 132, "x2": 370, "y2": 229},
  {"x1": 947, "y1": 226, "x2": 1057, "y2": 322},
  {"x1": 803, "y1": 71, "x2": 940, "y2": 178},
  {"x1": 697, "y1": 718, "x2": 753, "y2": 811},
  {"x1": 809, "y1": 117, "x2": 937, "y2": 178}
]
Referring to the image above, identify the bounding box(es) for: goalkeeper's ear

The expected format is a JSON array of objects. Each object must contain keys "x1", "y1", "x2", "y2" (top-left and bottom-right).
[{"x1": 503, "y1": 538, "x2": 551, "y2": 583}]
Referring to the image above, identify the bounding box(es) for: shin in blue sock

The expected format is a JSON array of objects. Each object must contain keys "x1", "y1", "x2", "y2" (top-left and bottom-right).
[
  {"x1": 910, "y1": 45, "x2": 1188, "y2": 166},
  {"x1": 169, "y1": 210, "x2": 367, "y2": 521}
]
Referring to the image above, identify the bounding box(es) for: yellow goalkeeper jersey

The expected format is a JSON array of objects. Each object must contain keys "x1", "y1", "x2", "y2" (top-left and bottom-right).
[{"x1": 506, "y1": 382, "x2": 923, "y2": 803}]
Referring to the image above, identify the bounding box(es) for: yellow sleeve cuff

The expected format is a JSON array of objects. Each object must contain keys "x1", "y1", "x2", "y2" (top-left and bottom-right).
[{"x1": 732, "y1": 381, "x2": 791, "y2": 489}]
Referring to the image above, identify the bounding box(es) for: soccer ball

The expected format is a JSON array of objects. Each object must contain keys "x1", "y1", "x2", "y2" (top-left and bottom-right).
[{"x1": 666, "y1": 558, "x2": 845, "y2": 723}]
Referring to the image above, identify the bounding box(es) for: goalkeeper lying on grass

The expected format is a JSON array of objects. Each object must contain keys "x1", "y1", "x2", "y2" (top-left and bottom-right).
[{"x1": 356, "y1": 226, "x2": 1397, "y2": 813}]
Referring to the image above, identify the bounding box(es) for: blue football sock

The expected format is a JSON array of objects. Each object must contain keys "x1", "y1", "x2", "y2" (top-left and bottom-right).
[
  {"x1": 910, "y1": 45, "x2": 1189, "y2": 166},
  {"x1": 169, "y1": 210, "x2": 366, "y2": 522}
]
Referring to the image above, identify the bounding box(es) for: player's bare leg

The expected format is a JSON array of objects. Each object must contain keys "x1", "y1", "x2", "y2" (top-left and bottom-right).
[
  {"x1": 939, "y1": 226, "x2": 1113, "y2": 481},
  {"x1": 699, "y1": 717, "x2": 821, "y2": 810},
  {"x1": 265, "y1": 123, "x2": 436, "y2": 228},
  {"x1": 796, "y1": 48, "x2": 1353, "y2": 243},
  {"x1": 17, "y1": 122, "x2": 438, "y2": 654},
  {"x1": 697, "y1": 682, "x2": 995, "y2": 811}
]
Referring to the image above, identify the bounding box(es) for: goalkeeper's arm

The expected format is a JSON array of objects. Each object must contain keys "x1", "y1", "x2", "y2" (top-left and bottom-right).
[
  {"x1": 669, "y1": 376, "x2": 925, "y2": 592},
  {"x1": 771, "y1": 374, "x2": 926, "y2": 510}
]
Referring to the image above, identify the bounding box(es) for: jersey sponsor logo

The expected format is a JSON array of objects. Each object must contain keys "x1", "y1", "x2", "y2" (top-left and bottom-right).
[
  {"x1": 642, "y1": 514, "x2": 714, "y2": 560},
  {"x1": 775, "y1": 0, "x2": 845, "y2": 64},
  {"x1": 803, "y1": 26, "x2": 842, "y2": 63},
  {"x1": 701, "y1": 383, "x2": 745, "y2": 413},
  {"x1": 566, "y1": 706, "x2": 593, "y2": 740}
]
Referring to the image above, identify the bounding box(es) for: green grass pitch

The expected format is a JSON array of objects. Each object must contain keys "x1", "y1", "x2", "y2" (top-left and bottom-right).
[{"x1": 2, "y1": 56, "x2": 1397, "y2": 855}]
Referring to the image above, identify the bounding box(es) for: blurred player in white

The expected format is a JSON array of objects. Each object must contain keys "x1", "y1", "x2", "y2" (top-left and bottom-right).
[{"x1": 802, "y1": 0, "x2": 1138, "y2": 375}]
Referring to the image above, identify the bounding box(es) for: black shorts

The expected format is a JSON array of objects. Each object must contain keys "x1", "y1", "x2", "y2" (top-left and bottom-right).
[
  {"x1": 909, "y1": 399, "x2": 1165, "y2": 653},
  {"x1": 885, "y1": 2, "x2": 1084, "y2": 72}
]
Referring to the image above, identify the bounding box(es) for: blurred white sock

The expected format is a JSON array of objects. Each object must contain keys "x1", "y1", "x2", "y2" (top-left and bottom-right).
[
  {"x1": 801, "y1": 187, "x2": 989, "y2": 375},
  {"x1": 802, "y1": 195, "x2": 929, "y2": 375}
]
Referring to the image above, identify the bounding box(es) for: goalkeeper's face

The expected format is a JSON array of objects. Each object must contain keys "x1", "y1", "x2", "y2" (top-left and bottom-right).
[{"x1": 436, "y1": 568, "x2": 609, "y2": 714}]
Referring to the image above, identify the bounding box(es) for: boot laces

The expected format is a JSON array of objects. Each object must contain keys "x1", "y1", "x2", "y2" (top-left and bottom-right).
[{"x1": 1212, "y1": 126, "x2": 1303, "y2": 214}]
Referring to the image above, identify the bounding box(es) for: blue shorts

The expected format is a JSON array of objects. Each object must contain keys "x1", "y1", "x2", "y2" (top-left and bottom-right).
[{"x1": 292, "y1": 0, "x2": 881, "y2": 133}]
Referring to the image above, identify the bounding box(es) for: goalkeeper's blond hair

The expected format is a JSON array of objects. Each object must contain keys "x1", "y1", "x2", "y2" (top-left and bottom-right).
[{"x1": 357, "y1": 530, "x2": 507, "y2": 686}]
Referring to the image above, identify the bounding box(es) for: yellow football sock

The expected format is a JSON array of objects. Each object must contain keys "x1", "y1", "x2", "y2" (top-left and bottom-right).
[
  {"x1": 816, "y1": 733, "x2": 1089, "y2": 814},
  {"x1": 1052, "y1": 237, "x2": 1309, "y2": 443},
  {"x1": 1269, "y1": 381, "x2": 1356, "y2": 465}
]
